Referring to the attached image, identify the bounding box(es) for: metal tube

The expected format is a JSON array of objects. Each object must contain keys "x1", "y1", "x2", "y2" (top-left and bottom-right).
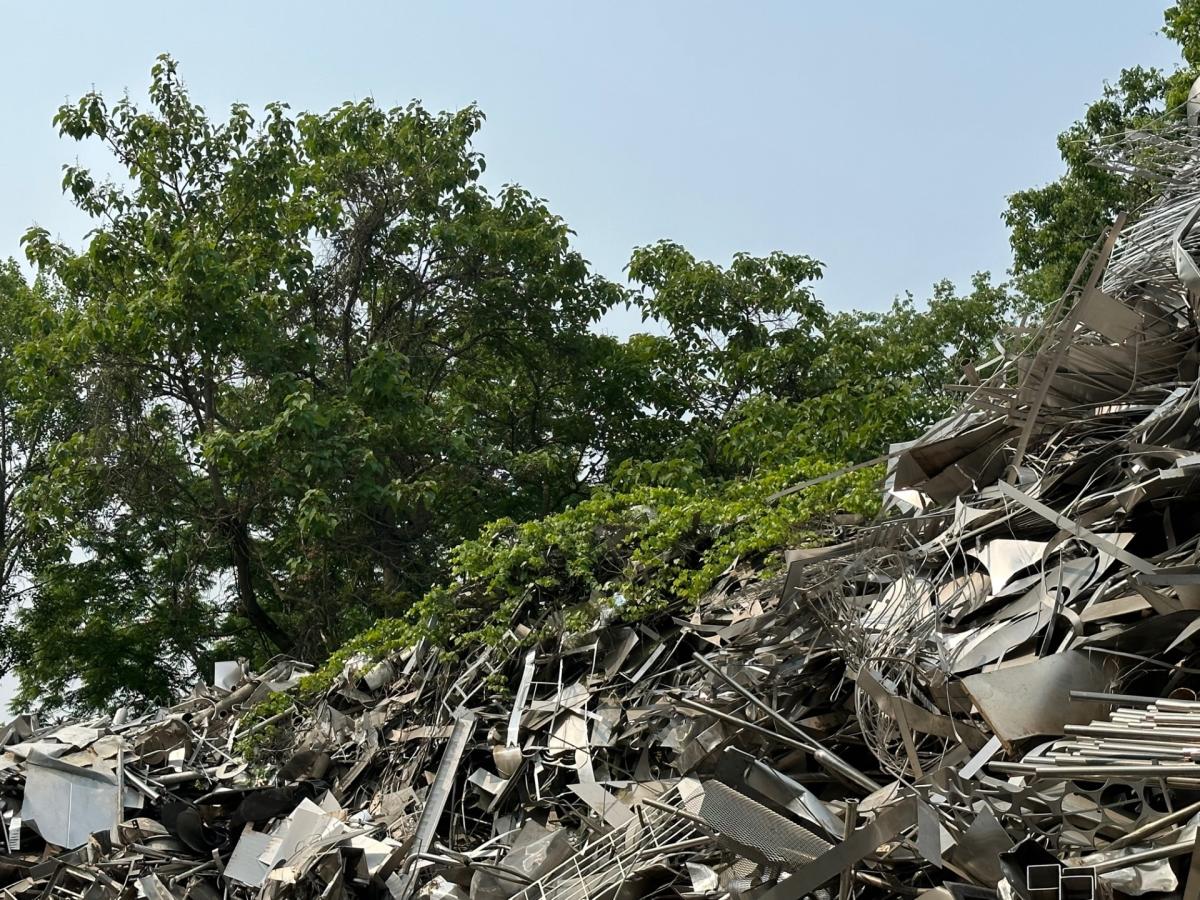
[
  {"x1": 1160, "y1": 698, "x2": 1200, "y2": 711},
  {"x1": 839, "y1": 799, "x2": 858, "y2": 900},
  {"x1": 1034, "y1": 764, "x2": 1200, "y2": 777},
  {"x1": 988, "y1": 761, "x2": 1039, "y2": 775},
  {"x1": 1070, "y1": 690, "x2": 1196, "y2": 707},
  {"x1": 155, "y1": 770, "x2": 207, "y2": 786},
  {"x1": 1064, "y1": 724, "x2": 1200, "y2": 743},
  {"x1": 676, "y1": 695, "x2": 822, "y2": 757},
  {"x1": 1090, "y1": 838, "x2": 1194, "y2": 874},
  {"x1": 1106, "y1": 798, "x2": 1200, "y2": 851},
  {"x1": 691, "y1": 652, "x2": 881, "y2": 792},
  {"x1": 642, "y1": 798, "x2": 713, "y2": 831}
]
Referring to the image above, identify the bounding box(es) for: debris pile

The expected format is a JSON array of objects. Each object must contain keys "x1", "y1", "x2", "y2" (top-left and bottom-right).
[{"x1": 12, "y1": 130, "x2": 1200, "y2": 900}]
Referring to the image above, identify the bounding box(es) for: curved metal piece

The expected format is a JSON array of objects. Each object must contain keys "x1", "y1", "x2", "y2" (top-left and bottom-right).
[{"x1": 1170, "y1": 198, "x2": 1200, "y2": 292}]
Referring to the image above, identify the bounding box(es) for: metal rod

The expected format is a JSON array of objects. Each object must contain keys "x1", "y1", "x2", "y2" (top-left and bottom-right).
[
  {"x1": 1106, "y1": 799, "x2": 1200, "y2": 852},
  {"x1": 988, "y1": 761, "x2": 1039, "y2": 774},
  {"x1": 1034, "y1": 764, "x2": 1200, "y2": 777},
  {"x1": 1064, "y1": 724, "x2": 1200, "y2": 743},
  {"x1": 839, "y1": 799, "x2": 858, "y2": 900},
  {"x1": 675, "y1": 695, "x2": 820, "y2": 757},
  {"x1": 641, "y1": 798, "x2": 718, "y2": 836},
  {"x1": 1070, "y1": 690, "x2": 1175, "y2": 707},
  {"x1": 691, "y1": 652, "x2": 881, "y2": 792},
  {"x1": 1090, "y1": 838, "x2": 1194, "y2": 873}
]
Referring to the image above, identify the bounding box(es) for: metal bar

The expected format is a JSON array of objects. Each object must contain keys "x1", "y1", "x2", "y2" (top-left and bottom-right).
[
  {"x1": 392, "y1": 708, "x2": 476, "y2": 900},
  {"x1": 691, "y1": 653, "x2": 881, "y2": 792},
  {"x1": 1070, "y1": 690, "x2": 1179, "y2": 707},
  {"x1": 1033, "y1": 764, "x2": 1200, "y2": 777},
  {"x1": 839, "y1": 799, "x2": 858, "y2": 900},
  {"x1": 1107, "y1": 798, "x2": 1200, "y2": 851},
  {"x1": 1090, "y1": 838, "x2": 1193, "y2": 873},
  {"x1": 995, "y1": 480, "x2": 1156, "y2": 574},
  {"x1": 1065, "y1": 723, "x2": 1200, "y2": 742}
]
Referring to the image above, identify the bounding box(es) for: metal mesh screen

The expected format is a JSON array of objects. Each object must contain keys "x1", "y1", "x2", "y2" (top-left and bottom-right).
[{"x1": 699, "y1": 779, "x2": 833, "y2": 868}]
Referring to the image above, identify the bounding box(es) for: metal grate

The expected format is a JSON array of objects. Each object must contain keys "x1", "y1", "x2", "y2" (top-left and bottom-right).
[
  {"x1": 699, "y1": 779, "x2": 832, "y2": 868},
  {"x1": 511, "y1": 781, "x2": 704, "y2": 900}
]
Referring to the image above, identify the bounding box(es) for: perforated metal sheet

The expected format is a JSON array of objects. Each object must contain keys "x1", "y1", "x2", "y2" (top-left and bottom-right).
[{"x1": 699, "y1": 779, "x2": 833, "y2": 867}]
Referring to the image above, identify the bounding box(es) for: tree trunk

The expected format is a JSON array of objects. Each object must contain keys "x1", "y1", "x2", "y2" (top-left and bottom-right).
[{"x1": 224, "y1": 513, "x2": 294, "y2": 653}]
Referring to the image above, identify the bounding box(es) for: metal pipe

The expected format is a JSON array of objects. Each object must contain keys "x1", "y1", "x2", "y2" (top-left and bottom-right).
[
  {"x1": 1090, "y1": 838, "x2": 1194, "y2": 874},
  {"x1": 691, "y1": 652, "x2": 881, "y2": 792},
  {"x1": 1070, "y1": 690, "x2": 1195, "y2": 707},
  {"x1": 675, "y1": 695, "x2": 821, "y2": 757},
  {"x1": 988, "y1": 761, "x2": 1039, "y2": 775},
  {"x1": 1095, "y1": 744, "x2": 1198, "y2": 759},
  {"x1": 1160, "y1": 698, "x2": 1200, "y2": 712},
  {"x1": 839, "y1": 799, "x2": 858, "y2": 900},
  {"x1": 1064, "y1": 724, "x2": 1200, "y2": 743},
  {"x1": 642, "y1": 798, "x2": 716, "y2": 833},
  {"x1": 156, "y1": 770, "x2": 207, "y2": 786},
  {"x1": 1034, "y1": 764, "x2": 1200, "y2": 777},
  {"x1": 1106, "y1": 798, "x2": 1200, "y2": 851}
]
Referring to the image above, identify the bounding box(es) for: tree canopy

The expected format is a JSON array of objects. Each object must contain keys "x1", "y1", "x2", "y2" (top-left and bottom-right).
[
  {"x1": 1, "y1": 57, "x2": 1012, "y2": 713},
  {"x1": 1005, "y1": 1, "x2": 1200, "y2": 302}
]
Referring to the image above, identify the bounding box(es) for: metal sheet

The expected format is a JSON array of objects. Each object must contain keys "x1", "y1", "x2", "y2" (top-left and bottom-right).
[{"x1": 962, "y1": 651, "x2": 1113, "y2": 747}]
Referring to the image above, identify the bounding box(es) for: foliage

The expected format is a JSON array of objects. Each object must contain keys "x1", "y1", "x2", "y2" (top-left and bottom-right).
[
  {"x1": 15, "y1": 57, "x2": 645, "y2": 711},
  {"x1": 400, "y1": 274, "x2": 1009, "y2": 657},
  {"x1": 234, "y1": 459, "x2": 881, "y2": 760},
  {"x1": 0, "y1": 264, "x2": 54, "y2": 606},
  {"x1": 1004, "y1": 2, "x2": 1200, "y2": 303},
  {"x1": 620, "y1": 245, "x2": 1011, "y2": 475},
  {"x1": 283, "y1": 273, "x2": 1010, "y2": 692},
  {"x1": 422, "y1": 458, "x2": 883, "y2": 648},
  {"x1": 8, "y1": 58, "x2": 1012, "y2": 714},
  {"x1": 0, "y1": 265, "x2": 84, "y2": 704}
]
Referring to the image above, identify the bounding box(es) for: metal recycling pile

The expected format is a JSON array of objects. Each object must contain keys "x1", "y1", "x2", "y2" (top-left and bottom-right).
[{"x1": 15, "y1": 128, "x2": 1200, "y2": 900}]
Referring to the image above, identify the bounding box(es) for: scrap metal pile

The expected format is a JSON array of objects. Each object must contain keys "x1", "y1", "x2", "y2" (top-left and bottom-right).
[{"x1": 15, "y1": 130, "x2": 1200, "y2": 900}]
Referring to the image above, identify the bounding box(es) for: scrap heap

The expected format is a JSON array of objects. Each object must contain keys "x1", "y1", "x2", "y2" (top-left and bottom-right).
[{"x1": 12, "y1": 129, "x2": 1200, "y2": 900}]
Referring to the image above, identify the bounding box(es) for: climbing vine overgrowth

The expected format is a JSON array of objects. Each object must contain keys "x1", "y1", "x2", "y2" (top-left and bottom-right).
[{"x1": 282, "y1": 457, "x2": 881, "y2": 702}]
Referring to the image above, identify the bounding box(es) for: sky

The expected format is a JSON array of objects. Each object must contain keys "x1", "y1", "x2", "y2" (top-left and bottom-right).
[
  {"x1": 0, "y1": 2, "x2": 1183, "y2": 339},
  {"x1": 0, "y1": 3, "x2": 1183, "y2": 712}
]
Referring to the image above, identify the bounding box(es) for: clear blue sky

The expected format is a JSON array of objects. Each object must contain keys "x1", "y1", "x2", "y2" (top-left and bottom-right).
[{"x1": 0, "y1": 2, "x2": 1180, "y2": 336}]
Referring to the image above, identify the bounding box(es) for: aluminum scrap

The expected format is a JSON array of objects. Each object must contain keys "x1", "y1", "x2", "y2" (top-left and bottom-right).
[{"x1": 14, "y1": 130, "x2": 1200, "y2": 900}]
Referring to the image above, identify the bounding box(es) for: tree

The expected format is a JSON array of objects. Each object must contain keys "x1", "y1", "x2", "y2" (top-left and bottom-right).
[
  {"x1": 0, "y1": 264, "x2": 75, "y2": 630},
  {"x1": 619, "y1": 243, "x2": 1011, "y2": 480},
  {"x1": 1004, "y1": 2, "x2": 1200, "y2": 303},
  {"x1": 15, "y1": 57, "x2": 648, "y2": 710},
  {"x1": 618, "y1": 241, "x2": 829, "y2": 477},
  {"x1": 13, "y1": 58, "x2": 1013, "y2": 713},
  {"x1": 351, "y1": 275, "x2": 1013, "y2": 670}
]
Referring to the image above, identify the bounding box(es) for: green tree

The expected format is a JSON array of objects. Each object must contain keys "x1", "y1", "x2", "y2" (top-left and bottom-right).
[
  {"x1": 619, "y1": 243, "x2": 1010, "y2": 480},
  {"x1": 322, "y1": 272, "x2": 1012, "y2": 679},
  {"x1": 0, "y1": 264, "x2": 76, "y2": 625},
  {"x1": 13, "y1": 58, "x2": 1014, "y2": 713},
  {"x1": 1004, "y1": 2, "x2": 1200, "y2": 303},
  {"x1": 15, "y1": 57, "x2": 647, "y2": 710}
]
